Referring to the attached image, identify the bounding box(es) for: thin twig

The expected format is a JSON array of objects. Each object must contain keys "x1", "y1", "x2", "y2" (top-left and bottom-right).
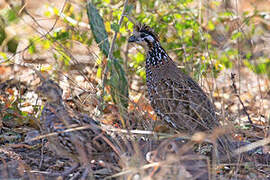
[
  {"x1": 230, "y1": 73, "x2": 253, "y2": 125},
  {"x1": 108, "y1": 0, "x2": 130, "y2": 61},
  {"x1": 22, "y1": 4, "x2": 96, "y2": 93},
  {"x1": 234, "y1": 136, "x2": 270, "y2": 155},
  {"x1": 100, "y1": 0, "x2": 130, "y2": 108},
  {"x1": 3, "y1": 0, "x2": 65, "y2": 63},
  {"x1": 123, "y1": 15, "x2": 136, "y2": 25},
  {"x1": 29, "y1": 124, "x2": 100, "y2": 141},
  {"x1": 39, "y1": 139, "x2": 45, "y2": 169}
]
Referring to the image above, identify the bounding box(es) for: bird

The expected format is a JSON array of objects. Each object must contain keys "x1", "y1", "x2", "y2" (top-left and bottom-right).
[
  {"x1": 128, "y1": 24, "x2": 233, "y2": 158},
  {"x1": 36, "y1": 78, "x2": 117, "y2": 178}
]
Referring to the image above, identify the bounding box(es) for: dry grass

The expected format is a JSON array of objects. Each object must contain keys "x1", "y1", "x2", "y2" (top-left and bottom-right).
[{"x1": 0, "y1": 0, "x2": 270, "y2": 179}]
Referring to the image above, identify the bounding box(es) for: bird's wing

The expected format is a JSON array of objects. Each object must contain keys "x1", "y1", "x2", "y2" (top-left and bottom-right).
[{"x1": 149, "y1": 62, "x2": 218, "y2": 133}]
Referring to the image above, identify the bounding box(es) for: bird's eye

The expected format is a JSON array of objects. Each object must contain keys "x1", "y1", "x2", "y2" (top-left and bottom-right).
[{"x1": 140, "y1": 34, "x2": 146, "y2": 38}]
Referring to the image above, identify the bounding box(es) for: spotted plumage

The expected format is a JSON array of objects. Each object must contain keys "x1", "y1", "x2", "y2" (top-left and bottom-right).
[
  {"x1": 128, "y1": 24, "x2": 233, "y2": 157},
  {"x1": 36, "y1": 79, "x2": 116, "y2": 165}
]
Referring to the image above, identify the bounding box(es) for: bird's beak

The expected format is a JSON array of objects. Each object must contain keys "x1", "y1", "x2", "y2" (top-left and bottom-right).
[{"x1": 128, "y1": 35, "x2": 136, "y2": 43}]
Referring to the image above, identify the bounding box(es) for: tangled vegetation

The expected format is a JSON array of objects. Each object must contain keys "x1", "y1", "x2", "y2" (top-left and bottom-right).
[{"x1": 0, "y1": 0, "x2": 270, "y2": 179}]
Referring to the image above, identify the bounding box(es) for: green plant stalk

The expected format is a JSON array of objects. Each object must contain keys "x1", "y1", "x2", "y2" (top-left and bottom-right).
[{"x1": 86, "y1": 1, "x2": 129, "y2": 127}]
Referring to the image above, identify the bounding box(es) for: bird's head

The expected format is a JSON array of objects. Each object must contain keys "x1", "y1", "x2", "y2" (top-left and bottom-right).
[
  {"x1": 36, "y1": 79, "x2": 63, "y2": 104},
  {"x1": 128, "y1": 24, "x2": 159, "y2": 49}
]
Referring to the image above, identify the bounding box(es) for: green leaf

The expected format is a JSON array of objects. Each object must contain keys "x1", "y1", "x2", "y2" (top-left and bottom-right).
[
  {"x1": 125, "y1": 5, "x2": 133, "y2": 15},
  {"x1": 28, "y1": 39, "x2": 36, "y2": 54},
  {"x1": 21, "y1": 111, "x2": 28, "y2": 117},
  {"x1": 96, "y1": 66, "x2": 102, "y2": 79},
  {"x1": 86, "y1": 2, "x2": 128, "y2": 111},
  {"x1": 6, "y1": 8, "x2": 19, "y2": 23},
  {"x1": 86, "y1": 2, "x2": 110, "y2": 57},
  {"x1": 111, "y1": 23, "x2": 120, "y2": 32},
  {"x1": 207, "y1": 21, "x2": 215, "y2": 31},
  {"x1": 0, "y1": 26, "x2": 6, "y2": 45},
  {"x1": 53, "y1": 7, "x2": 60, "y2": 15},
  {"x1": 44, "y1": 10, "x2": 51, "y2": 17},
  {"x1": 42, "y1": 40, "x2": 51, "y2": 49},
  {"x1": 53, "y1": 30, "x2": 70, "y2": 41},
  {"x1": 0, "y1": 52, "x2": 7, "y2": 60},
  {"x1": 59, "y1": 50, "x2": 71, "y2": 66},
  {"x1": 231, "y1": 31, "x2": 242, "y2": 40},
  {"x1": 107, "y1": 58, "x2": 129, "y2": 109},
  {"x1": 7, "y1": 38, "x2": 18, "y2": 53}
]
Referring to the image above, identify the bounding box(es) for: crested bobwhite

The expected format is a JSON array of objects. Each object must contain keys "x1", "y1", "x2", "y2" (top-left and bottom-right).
[
  {"x1": 36, "y1": 79, "x2": 117, "y2": 177},
  {"x1": 128, "y1": 24, "x2": 233, "y2": 157}
]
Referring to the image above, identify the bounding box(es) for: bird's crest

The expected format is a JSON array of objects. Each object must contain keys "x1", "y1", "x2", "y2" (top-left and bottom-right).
[{"x1": 134, "y1": 23, "x2": 159, "y2": 41}]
